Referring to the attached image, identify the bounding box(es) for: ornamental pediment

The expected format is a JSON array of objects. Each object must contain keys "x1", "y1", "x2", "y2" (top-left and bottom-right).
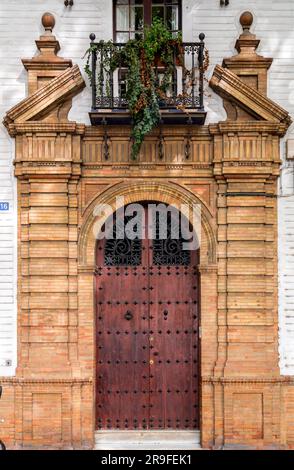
[
  {"x1": 3, "y1": 65, "x2": 85, "y2": 135},
  {"x1": 210, "y1": 65, "x2": 291, "y2": 126}
]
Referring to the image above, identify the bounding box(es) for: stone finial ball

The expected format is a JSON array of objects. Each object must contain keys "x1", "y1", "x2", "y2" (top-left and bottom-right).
[
  {"x1": 240, "y1": 11, "x2": 253, "y2": 29},
  {"x1": 42, "y1": 12, "x2": 55, "y2": 30}
]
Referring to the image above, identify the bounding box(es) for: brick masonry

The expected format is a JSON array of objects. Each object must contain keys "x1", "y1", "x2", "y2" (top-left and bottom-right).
[
  {"x1": 1, "y1": 0, "x2": 294, "y2": 379},
  {"x1": 0, "y1": 7, "x2": 294, "y2": 450}
]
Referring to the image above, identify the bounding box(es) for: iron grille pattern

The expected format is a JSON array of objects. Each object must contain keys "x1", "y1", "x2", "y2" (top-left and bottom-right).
[
  {"x1": 104, "y1": 216, "x2": 142, "y2": 266},
  {"x1": 103, "y1": 210, "x2": 191, "y2": 266},
  {"x1": 152, "y1": 211, "x2": 191, "y2": 265}
]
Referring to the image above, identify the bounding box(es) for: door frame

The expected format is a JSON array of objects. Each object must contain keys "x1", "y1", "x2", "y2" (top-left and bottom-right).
[{"x1": 94, "y1": 202, "x2": 202, "y2": 433}]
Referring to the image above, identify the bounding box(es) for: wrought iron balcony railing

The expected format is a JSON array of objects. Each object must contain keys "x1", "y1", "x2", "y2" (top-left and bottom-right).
[{"x1": 88, "y1": 34, "x2": 206, "y2": 125}]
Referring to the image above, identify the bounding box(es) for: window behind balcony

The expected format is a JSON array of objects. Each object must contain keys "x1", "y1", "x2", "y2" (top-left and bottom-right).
[{"x1": 114, "y1": 0, "x2": 181, "y2": 42}]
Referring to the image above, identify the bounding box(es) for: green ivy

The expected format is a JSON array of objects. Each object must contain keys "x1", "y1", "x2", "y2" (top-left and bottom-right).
[{"x1": 84, "y1": 20, "x2": 182, "y2": 160}]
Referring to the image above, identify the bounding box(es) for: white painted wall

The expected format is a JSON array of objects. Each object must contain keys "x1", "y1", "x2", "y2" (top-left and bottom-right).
[
  {"x1": 0, "y1": 0, "x2": 293, "y2": 376},
  {"x1": 278, "y1": 163, "x2": 294, "y2": 374}
]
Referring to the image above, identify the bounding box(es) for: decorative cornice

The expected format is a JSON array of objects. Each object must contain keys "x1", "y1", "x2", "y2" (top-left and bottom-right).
[
  {"x1": 0, "y1": 377, "x2": 93, "y2": 384},
  {"x1": 8, "y1": 122, "x2": 85, "y2": 136},
  {"x1": 22, "y1": 57, "x2": 72, "y2": 71},
  {"x1": 210, "y1": 65, "x2": 292, "y2": 127},
  {"x1": 3, "y1": 65, "x2": 85, "y2": 131},
  {"x1": 84, "y1": 125, "x2": 212, "y2": 138},
  {"x1": 222, "y1": 161, "x2": 274, "y2": 167},
  {"x1": 225, "y1": 192, "x2": 276, "y2": 198},
  {"x1": 223, "y1": 56, "x2": 272, "y2": 70},
  {"x1": 2, "y1": 376, "x2": 293, "y2": 385},
  {"x1": 209, "y1": 121, "x2": 289, "y2": 136},
  {"x1": 202, "y1": 376, "x2": 294, "y2": 384}
]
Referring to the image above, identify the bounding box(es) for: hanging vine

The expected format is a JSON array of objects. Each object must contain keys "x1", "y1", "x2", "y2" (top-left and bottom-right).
[{"x1": 84, "y1": 20, "x2": 188, "y2": 159}]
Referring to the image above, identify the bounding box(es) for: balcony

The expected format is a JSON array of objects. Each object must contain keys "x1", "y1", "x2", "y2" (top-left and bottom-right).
[{"x1": 88, "y1": 34, "x2": 206, "y2": 126}]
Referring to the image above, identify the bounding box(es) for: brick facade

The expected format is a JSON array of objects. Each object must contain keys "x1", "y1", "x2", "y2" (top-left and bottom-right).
[{"x1": 0, "y1": 12, "x2": 294, "y2": 449}]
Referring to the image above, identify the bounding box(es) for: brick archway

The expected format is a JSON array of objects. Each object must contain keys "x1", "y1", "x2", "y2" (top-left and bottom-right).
[
  {"x1": 77, "y1": 180, "x2": 217, "y2": 447},
  {"x1": 78, "y1": 180, "x2": 217, "y2": 269}
]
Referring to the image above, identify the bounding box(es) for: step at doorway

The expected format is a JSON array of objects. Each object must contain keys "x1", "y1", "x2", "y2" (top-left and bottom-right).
[{"x1": 95, "y1": 430, "x2": 201, "y2": 450}]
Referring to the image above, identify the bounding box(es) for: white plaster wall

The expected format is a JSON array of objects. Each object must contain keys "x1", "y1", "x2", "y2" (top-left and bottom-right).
[
  {"x1": 278, "y1": 163, "x2": 294, "y2": 374},
  {"x1": 0, "y1": 0, "x2": 293, "y2": 376},
  {"x1": 0, "y1": 0, "x2": 113, "y2": 376}
]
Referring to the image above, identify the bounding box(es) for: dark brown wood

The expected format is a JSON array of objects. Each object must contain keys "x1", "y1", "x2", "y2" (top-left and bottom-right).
[
  {"x1": 95, "y1": 205, "x2": 199, "y2": 430},
  {"x1": 149, "y1": 262, "x2": 199, "y2": 430},
  {"x1": 113, "y1": 1, "x2": 182, "y2": 41},
  {"x1": 144, "y1": 0, "x2": 152, "y2": 27},
  {"x1": 89, "y1": 110, "x2": 206, "y2": 126}
]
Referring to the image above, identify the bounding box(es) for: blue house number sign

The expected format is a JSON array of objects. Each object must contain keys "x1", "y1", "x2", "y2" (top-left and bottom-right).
[{"x1": 0, "y1": 202, "x2": 9, "y2": 211}]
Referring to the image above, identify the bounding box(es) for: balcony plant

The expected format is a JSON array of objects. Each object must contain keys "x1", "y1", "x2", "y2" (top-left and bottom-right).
[{"x1": 84, "y1": 19, "x2": 183, "y2": 159}]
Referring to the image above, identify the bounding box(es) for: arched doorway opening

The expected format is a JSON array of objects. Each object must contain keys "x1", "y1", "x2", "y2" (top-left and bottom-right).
[{"x1": 95, "y1": 202, "x2": 200, "y2": 436}]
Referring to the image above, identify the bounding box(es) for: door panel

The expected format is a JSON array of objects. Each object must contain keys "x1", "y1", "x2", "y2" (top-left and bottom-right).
[
  {"x1": 149, "y1": 263, "x2": 199, "y2": 430},
  {"x1": 96, "y1": 265, "x2": 150, "y2": 430}
]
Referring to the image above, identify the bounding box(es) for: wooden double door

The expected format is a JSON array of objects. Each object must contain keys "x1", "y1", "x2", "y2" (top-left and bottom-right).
[{"x1": 95, "y1": 205, "x2": 200, "y2": 430}]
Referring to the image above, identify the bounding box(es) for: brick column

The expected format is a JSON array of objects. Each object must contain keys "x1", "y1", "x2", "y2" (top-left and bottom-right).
[
  {"x1": 14, "y1": 126, "x2": 83, "y2": 379},
  {"x1": 210, "y1": 122, "x2": 284, "y2": 448}
]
